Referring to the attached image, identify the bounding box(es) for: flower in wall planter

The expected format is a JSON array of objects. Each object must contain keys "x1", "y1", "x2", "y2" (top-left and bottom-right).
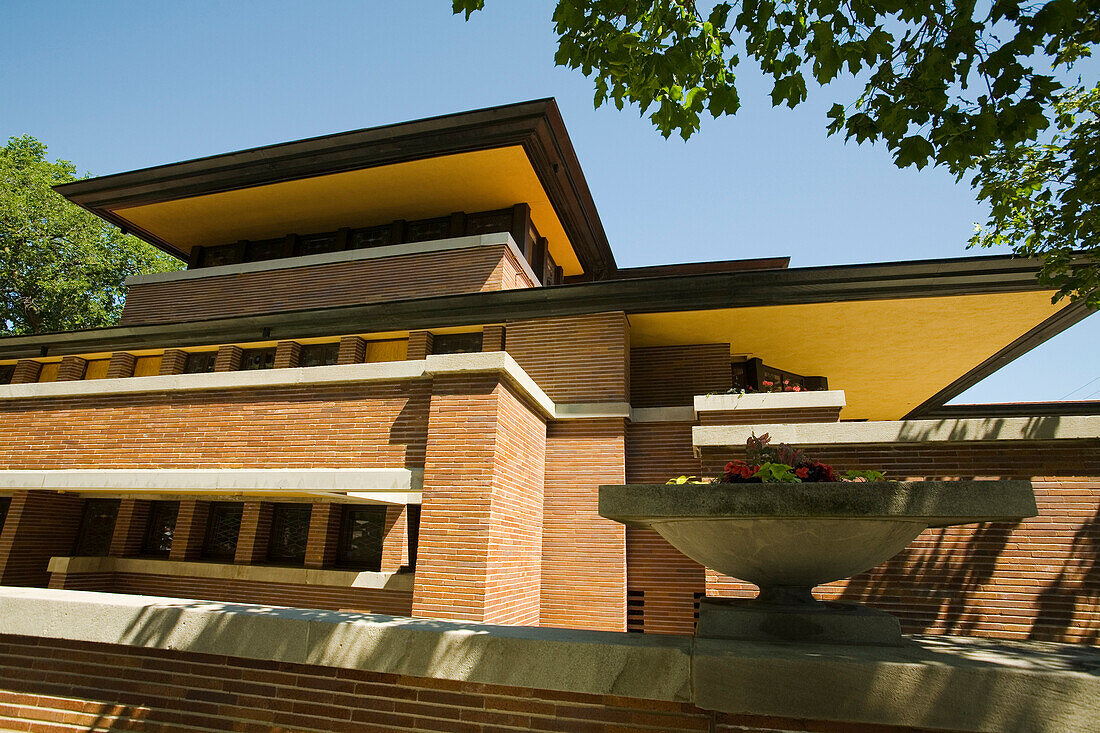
[{"x1": 718, "y1": 433, "x2": 885, "y2": 484}]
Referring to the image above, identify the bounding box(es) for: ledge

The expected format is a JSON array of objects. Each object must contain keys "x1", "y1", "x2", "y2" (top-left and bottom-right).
[
  {"x1": 693, "y1": 415, "x2": 1100, "y2": 449},
  {"x1": 46, "y1": 557, "x2": 414, "y2": 592},
  {"x1": 0, "y1": 468, "x2": 422, "y2": 504},
  {"x1": 126, "y1": 232, "x2": 541, "y2": 290},
  {"x1": 0, "y1": 588, "x2": 1095, "y2": 732},
  {"x1": 694, "y1": 390, "x2": 846, "y2": 413}
]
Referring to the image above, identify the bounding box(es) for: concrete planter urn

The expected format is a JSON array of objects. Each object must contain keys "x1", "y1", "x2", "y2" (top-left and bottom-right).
[{"x1": 599, "y1": 480, "x2": 1038, "y2": 645}]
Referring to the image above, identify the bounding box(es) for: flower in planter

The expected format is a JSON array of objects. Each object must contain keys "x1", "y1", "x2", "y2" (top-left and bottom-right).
[{"x1": 707, "y1": 434, "x2": 885, "y2": 484}]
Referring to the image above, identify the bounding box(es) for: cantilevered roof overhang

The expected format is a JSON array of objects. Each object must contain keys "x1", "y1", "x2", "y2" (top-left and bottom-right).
[
  {"x1": 53, "y1": 99, "x2": 615, "y2": 278},
  {"x1": 0, "y1": 253, "x2": 1091, "y2": 421}
]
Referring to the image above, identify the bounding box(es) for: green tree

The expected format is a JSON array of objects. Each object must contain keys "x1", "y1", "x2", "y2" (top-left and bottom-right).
[
  {"x1": 454, "y1": 1, "x2": 1099, "y2": 306},
  {"x1": 0, "y1": 135, "x2": 182, "y2": 335}
]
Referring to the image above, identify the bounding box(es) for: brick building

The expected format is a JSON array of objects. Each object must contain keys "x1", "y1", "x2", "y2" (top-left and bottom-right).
[{"x1": 0, "y1": 99, "x2": 1097, "y2": 731}]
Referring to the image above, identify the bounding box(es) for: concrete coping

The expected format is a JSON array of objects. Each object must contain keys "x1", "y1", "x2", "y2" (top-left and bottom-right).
[
  {"x1": 598, "y1": 480, "x2": 1039, "y2": 528},
  {"x1": 125, "y1": 232, "x2": 541, "y2": 289},
  {"x1": 45, "y1": 556, "x2": 414, "y2": 592},
  {"x1": 0, "y1": 468, "x2": 423, "y2": 505},
  {"x1": 693, "y1": 416, "x2": 1100, "y2": 448},
  {"x1": 694, "y1": 390, "x2": 847, "y2": 413},
  {"x1": 0, "y1": 587, "x2": 1095, "y2": 732}
]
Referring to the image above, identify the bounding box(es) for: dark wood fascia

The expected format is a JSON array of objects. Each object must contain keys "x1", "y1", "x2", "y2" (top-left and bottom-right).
[
  {"x1": 614, "y1": 257, "x2": 791, "y2": 279},
  {"x1": 903, "y1": 297, "x2": 1096, "y2": 419},
  {"x1": 0, "y1": 253, "x2": 1078, "y2": 362},
  {"x1": 918, "y1": 401, "x2": 1100, "y2": 418},
  {"x1": 53, "y1": 99, "x2": 617, "y2": 277}
]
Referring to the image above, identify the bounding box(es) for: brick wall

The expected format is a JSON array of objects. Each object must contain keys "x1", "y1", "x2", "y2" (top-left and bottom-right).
[
  {"x1": 630, "y1": 344, "x2": 732, "y2": 407},
  {"x1": 413, "y1": 375, "x2": 546, "y2": 625},
  {"x1": 120, "y1": 244, "x2": 531, "y2": 326},
  {"x1": 540, "y1": 419, "x2": 627, "y2": 631},
  {"x1": 625, "y1": 437, "x2": 1100, "y2": 643},
  {"x1": 0, "y1": 634, "x2": 938, "y2": 733},
  {"x1": 45, "y1": 573, "x2": 412, "y2": 616},
  {"x1": 506, "y1": 312, "x2": 629, "y2": 403},
  {"x1": 0, "y1": 381, "x2": 430, "y2": 470},
  {"x1": 0, "y1": 492, "x2": 84, "y2": 587},
  {"x1": 696, "y1": 406, "x2": 842, "y2": 424}
]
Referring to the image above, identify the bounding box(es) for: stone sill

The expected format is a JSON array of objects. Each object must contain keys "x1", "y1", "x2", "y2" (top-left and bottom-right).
[
  {"x1": 693, "y1": 415, "x2": 1100, "y2": 451},
  {"x1": 46, "y1": 556, "x2": 414, "y2": 592},
  {"x1": 694, "y1": 390, "x2": 847, "y2": 413},
  {"x1": 0, "y1": 587, "x2": 1095, "y2": 732},
  {"x1": 126, "y1": 232, "x2": 540, "y2": 289}
]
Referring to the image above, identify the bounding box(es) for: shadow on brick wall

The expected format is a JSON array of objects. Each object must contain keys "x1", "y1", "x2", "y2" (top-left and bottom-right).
[{"x1": 1028, "y1": 505, "x2": 1099, "y2": 644}]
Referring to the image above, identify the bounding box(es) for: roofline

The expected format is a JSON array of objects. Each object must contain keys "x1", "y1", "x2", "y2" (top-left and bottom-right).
[
  {"x1": 53, "y1": 98, "x2": 618, "y2": 277},
  {"x1": 918, "y1": 400, "x2": 1100, "y2": 418}
]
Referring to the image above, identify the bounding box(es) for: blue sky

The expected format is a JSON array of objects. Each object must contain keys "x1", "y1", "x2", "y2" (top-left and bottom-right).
[{"x1": 2, "y1": 1, "x2": 1097, "y2": 402}]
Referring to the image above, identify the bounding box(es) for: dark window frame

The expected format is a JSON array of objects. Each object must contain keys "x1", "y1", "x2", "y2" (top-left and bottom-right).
[
  {"x1": 142, "y1": 501, "x2": 179, "y2": 557},
  {"x1": 239, "y1": 347, "x2": 276, "y2": 371},
  {"x1": 73, "y1": 499, "x2": 121, "y2": 557},
  {"x1": 299, "y1": 343, "x2": 340, "y2": 368},
  {"x1": 336, "y1": 505, "x2": 388, "y2": 571},
  {"x1": 266, "y1": 503, "x2": 312, "y2": 565},
  {"x1": 183, "y1": 352, "x2": 218, "y2": 374},
  {"x1": 432, "y1": 332, "x2": 483, "y2": 355},
  {"x1": 201, "y1": 502, "x2": 244, "y2": 560}
]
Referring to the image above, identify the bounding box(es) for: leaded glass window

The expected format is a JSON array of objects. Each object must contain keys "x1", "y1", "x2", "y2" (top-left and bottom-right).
[
  {"x1": 73, "y1": 499, "x2": 120, "y2": 556},
  {"x1": 432, "y1": 332, "x2": 482, "y2": 355},
  {"x1": 267, "y1": 504, "x2": 311, "y2": 564},
  {"x1": 202, "y1": 502, "x2": 243, "y2": 560},
  {"x1": 239, "y1": 348, "x2": 276, "y2": 371},
  {"x1": 183, "y1": 352, "x2": 217, "y2": 374},
  {"x1": 336, "y1": 506, "x2": 387, "y2": 570},
  {"x1": 299, "y1": 343, "x2": 340, "y2": 367},
  {"x1": 142, "y1": 501, "x2": 179, "y2": 557}
]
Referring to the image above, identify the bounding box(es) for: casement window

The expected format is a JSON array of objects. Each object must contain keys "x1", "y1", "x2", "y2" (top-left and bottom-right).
[
  {"x1": 183, "y1": 352, "x2": 217, "y2": 374},
  {"x1": 336, "y1": 506, "x2": 388, "y2": 570},
  {"x1": 432, "y1": 332, "x2": 483, "y2": 355},
  {"x1": 267, "y1": 503, "x2": 312, "y2": 564},
  {"x1": 0, "y1": 497, "x2": 10, "y2": 534},
  {"x1": 73, "y1": 499, "x2": 120, "y2": 556},
  {"x1": 239, "y1": 348, "x2": 276, "y2": 371},
  {"x1": 201, "y1": 502, "x2": 244, "y2": 560},
  {"x1": 299, "y1": 343, "x2": 340, "y2": 367},
  {"x1": 142, "y1": 501, "x2": 179, "y2": 557}
]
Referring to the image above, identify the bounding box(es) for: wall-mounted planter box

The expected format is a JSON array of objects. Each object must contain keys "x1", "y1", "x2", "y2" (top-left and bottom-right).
[{"x1": 600, "y1": 480, "x2": 1038, "y2": 645}]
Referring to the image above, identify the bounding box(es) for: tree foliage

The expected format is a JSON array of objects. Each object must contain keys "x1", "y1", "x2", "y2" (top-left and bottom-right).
[
  {"x1": 0, "y1": 135, "x2": 182, "y2": 336},
  {"x1": 454, "y1": 0, "x2": 1100, "y2": 306}
]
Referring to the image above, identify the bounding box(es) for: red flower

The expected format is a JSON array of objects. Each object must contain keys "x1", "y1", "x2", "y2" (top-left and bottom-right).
[
  {"x1": 795, "y1": 467, "x2": 810, "y2": 479},
  {"x1": 762, "y1": 380, "x2": 773, "y2": 387}
]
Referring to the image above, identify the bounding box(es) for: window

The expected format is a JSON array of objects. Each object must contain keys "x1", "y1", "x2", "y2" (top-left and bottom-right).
[
  {"x1": 142, "y1": 501, "x2": 179, "y2": 557},
  {"x1": 184, "y1": 352, "x2": 217, "y2": 374},
  {"x1": 267, "y1": 504, "x2": 312, "y2": 564},
  {"x1": 299, "y1": 343, "x2": 340, "y2": 367},
  {"x1": 0, "y1": 365, "x2": 14, "y2": 385},
  {"x1": 0, "y1": 497, "x2": 11, "y2": 534},
  {"x1": 202, "y1": 502, "x2": 243, "y2": 560},
  {"x1": 73, "y1": 499, "x2": 120, "y2": 556},
  {"x1": 432, "y1": 332, "x2": 482, "y2": 355},
  {"x1": 407, "y1": 504, "x2": 421, "y2": 569},
  {"x1": 239, "y1": 348, "x2": 276, "y2": 370},
  {"x1": 336, "y1": 506, "x2": 387, "y2": 570}
]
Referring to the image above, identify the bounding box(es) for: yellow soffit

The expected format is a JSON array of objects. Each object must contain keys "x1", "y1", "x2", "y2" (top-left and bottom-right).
[
  {"x1": 111, "y1": 146, "x2": 584, "y2": 275},
  {"x1": 628, "y1": 291, "x2": 1069, "y2": 421}
]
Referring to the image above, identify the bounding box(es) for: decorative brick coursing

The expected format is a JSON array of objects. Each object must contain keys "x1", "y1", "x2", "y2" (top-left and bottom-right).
[
  {"x1": 305, "y1": 503, "x2": 341, "y2": 569},
  {"x1": 336, "y1": 335, "x2": 366, "y2": 365},
  {"x1": 628, "y1": 438, "x2": 1100, "y2": 642},
  {"x1": 158, "y1": 349, "x2": 188, "y2": 375},
  {"x1": 119, "y1": 245, "x2": 529, "y2": 326},
  {"x1": 540, "y1": 419, "x2": 627, "y2": 631},
  {"x1": 507, "y1": 312, "x2": 630, "y2": 403},
  {"x1": 106, "y1": 352, "x2": 137, "y2": 380},
  {"x1": 0, "y1": 381, "x2": 430, "y2": 470},
  {"x1": 0, "y1": 491, "x2": 84, "y2": 587},
  {"x1": 214, "y1": 345, "x2": 243, "y2": 372},
  {"x1": 56, "y1": 356, "x2": 87, "y2": 382},
  {"x1": 169, "y1": 500, "x2": 210, "y2": 562},
  {"x1": 630, "y1": 344, "x2": 732, "y2": 408},
  {"x1": 10, "y1": 360, "x2": 42, "y2": 384},
  {"x1": 235, "y1": 502, "x2": 273, "y2": 564},
  {"x1": 407, "y1": 331, "x2": 434, "y2": 360},
  {"x1": 273, "y1": 341, "x2": 301, "y2": 369},
  {"x1": 413, "y1": 374, "x2": 545, "y2": 625},
  {"x1": 109, "y1": 499, "x2": 151, "y2": 557},
  {"x1": 482, "y1": 324, "x2": 505, "y2": 352},
  {"x1": 0, "y1": 634, "x2": 933, "y2": 733}
]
